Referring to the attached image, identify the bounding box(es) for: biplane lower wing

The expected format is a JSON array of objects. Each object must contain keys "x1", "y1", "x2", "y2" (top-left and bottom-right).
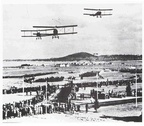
[
  {"x1": 84, "y1": 13, "x2": 112, "y2": 16},
  {"x1": 22, "y1": 35, "x2": 37, "y2": 37},
  {"x1": 21, "y1": 29, "x2": 54, "y2": 32},
  {"x1": 22, "y1": 34, "x2": 54, "y2": 37},
  {"x1": 83, "y1": 13, "x2": 95, "y2": 16},
  {"x1": 58, "y1": 32, "x2": 77, "y2": 35},
  {"x1": 21, "y1": 32, "x2": 77, "y2": 37},
  {"x1": 21, "y1": 29, "x2": 54, "y2": 37},
  {"x1": 101, "y1": 14, "x2": 112, "y2": 16},
  {"x1": 33, "y1": 32, "x2": 77, "y2": 36}
]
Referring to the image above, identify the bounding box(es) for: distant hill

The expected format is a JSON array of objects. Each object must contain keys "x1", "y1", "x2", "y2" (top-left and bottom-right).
[
  {"x1": 4, "y1": 52, "x2": 142, "y2": 61},
  {"x1": 98, "y1": 54, "x2": 142, "y2": 61},
  {"x1": 50, "y1": 52, "x2": 98, "y2": 61},
  {"x1": 50, "y1": 52, "x2": 142, "y2": 61}
]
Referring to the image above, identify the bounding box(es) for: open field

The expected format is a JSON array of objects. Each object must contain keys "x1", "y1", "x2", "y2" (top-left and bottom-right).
[
  {"x1": 3, "y1": 60, "x2": 142, "y2": 89},
  {"x1": 2, "y1": 60, "x2": 142, "y2": 122},
  {"x1": 3, "y1": 60, "x2": 142, "y2": 77}
]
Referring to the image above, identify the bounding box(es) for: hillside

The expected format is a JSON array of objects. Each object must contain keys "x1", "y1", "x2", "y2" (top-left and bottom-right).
[
  {"x1": 50, "y1": 53, "x2": 142, "y2": 61},
  {"x1": 98, "y1": 54, "x2": 142, "y2": 61},
  {"x1": 50, "y1": 52, "x2": 98, "y2": 61},
  {"x1": 4, "y1": 52, "x2": 142, "y2": 61}
]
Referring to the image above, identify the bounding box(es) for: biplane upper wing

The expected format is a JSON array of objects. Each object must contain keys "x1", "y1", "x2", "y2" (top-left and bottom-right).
[
  {"x1": 33, "y1": 25, "x2": 77, "y2": 29},
  {"x1": 55, "y1": 25, "x2": 77, "y2": 28},
  {"x1": 84, "y1": 8, "x2": 113, "y2": 11},
  {"x1": 33, "y1": 26, "x2": 55, "y2": 28}
]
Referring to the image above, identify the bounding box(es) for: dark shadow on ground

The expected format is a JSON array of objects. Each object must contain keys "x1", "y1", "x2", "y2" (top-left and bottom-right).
[{"x1": 100, "y1": 114, "x2": 142, "y2": 122}]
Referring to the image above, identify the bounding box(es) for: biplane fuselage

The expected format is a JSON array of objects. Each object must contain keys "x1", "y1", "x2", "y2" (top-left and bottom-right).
[
  {"x1": 94, "y1": 11, "x2": 102, "y2": 17},
  {"x1": 96, "y1": 11, "x2": 101, "y2": 15},
  {"x1": 53, "y1": 29, "x2": 58, "y2": 35},
  {"x1": 84, "y1": 8, "x2": 112, "y2": 18},
  {"x1": 21, "y1": 25, "x2": 77, "y2": 39}
]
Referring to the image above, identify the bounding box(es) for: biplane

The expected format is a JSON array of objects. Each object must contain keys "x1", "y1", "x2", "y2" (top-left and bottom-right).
[
  {"x1": 21, "y1": 25, "x2": 77, "y2": 39},
  {"x1": 84, "y1": 8, "x2": 113, "y2": 18}
]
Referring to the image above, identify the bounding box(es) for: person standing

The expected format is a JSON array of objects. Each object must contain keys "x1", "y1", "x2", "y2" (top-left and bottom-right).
[
  {"x1": 94, "y1": 99, "x2": 99, "y2": 112},
  {"x1": 77, "y1": 105, "x2": 80, "y2": 112},
  {"x1": 85, "y1": 103, "x2": 88, "y2": 113},
  {"x1": 126, "y1": 83, "x2": 132, "y2": 96}
]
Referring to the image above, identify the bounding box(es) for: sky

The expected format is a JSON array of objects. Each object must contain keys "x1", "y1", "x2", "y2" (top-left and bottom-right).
[{"x1": 3, "y1": 4, "x2": 142, "y2": 59}]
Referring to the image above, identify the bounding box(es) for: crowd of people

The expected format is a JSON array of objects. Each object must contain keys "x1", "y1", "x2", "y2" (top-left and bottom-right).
[
  {"x1": 75, "y1": 78, "x2": 141, "y2": 88},
  {"x1": 3, "y1": 92, "x2": 46, "y2": 120},
  {"x1": 3, "y1": 85, "x2": 101, "y2": 120},
  {"x1": 3, "y1": 77, "x2": 142, "y2": 120},
  {"x1": 3, "y1": 84, "x2": 57, "y2": 95},
  {"x1": 3, "y1": 101, "x2": 59, "y2": 120},
  {"x1": 3, "y1": 77, "x2": 141, "y2": 96},
  {"x1": 3, "y1": 84, "x2": 57, "y2": 120},
  {"x1": 3, "y1": 98, "x2": 98, "y2": 120}
]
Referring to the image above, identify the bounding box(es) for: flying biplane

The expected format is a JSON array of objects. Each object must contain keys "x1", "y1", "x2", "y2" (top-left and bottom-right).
[
  {"x1": 84, "y1": 8, "x2": 113, "y2": 18},
  {"x1": 21, "y1": 25, "x2": 77, "y2": 39}
]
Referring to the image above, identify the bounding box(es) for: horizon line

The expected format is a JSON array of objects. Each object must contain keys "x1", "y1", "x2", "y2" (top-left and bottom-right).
[{"x1": 3, "y1": 53, "x2": 142, "y2": 61}]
